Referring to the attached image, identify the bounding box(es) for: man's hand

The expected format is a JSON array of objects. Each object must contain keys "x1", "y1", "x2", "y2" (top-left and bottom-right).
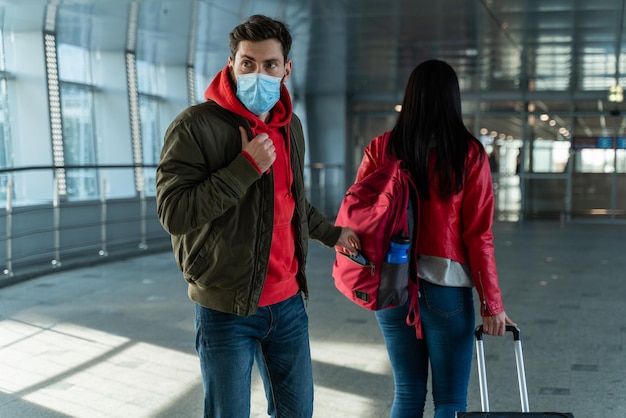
[
  {"x1": 335, "y1": 227, "x2": 361, "y2": 256},
  {"x1": 240, "y1": 126, "x2": 276, "y2": 173}
]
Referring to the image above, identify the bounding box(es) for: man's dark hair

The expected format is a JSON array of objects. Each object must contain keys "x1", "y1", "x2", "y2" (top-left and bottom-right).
[{"x1": 229, "y1": 15, "x2": 292, "y2": 62}]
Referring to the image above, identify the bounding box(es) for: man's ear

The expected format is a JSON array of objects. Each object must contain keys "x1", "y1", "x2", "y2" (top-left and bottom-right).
[
  {"x1": 282, "y1": 59, "x2": 292, "y2": 83},
  {"x1": 227, "y1": 57, "x2": 236, "y2": 84}
]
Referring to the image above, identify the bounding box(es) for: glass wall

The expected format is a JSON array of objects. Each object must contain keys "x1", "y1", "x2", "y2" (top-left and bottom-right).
[
  {"x1": 0, "y1": 1, "x2": 625, "y2": 223},
  {"x1": 60, "y1": 83, "x2": 98, "y2": 200},
  {"x1": 137, "y1": 60, "x2": 161, "y2": 197},
  {"x1": 58, "y1": 42, "x2": 99, "y2": 201},
  {"x1": 0, "y1": 27, "x2": 11, "y2": 202}
]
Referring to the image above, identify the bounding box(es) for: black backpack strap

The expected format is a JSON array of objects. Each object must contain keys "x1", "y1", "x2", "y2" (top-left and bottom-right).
[{"x1": 405, "y1": 171, "x2": 419, "y2": 281}]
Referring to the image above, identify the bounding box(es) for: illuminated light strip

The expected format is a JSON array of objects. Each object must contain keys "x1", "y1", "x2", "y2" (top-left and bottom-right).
[
  {"x1": 187, "y1": 65, "x2": 196, "y2": 106},
  {"x1": 126, "y1": 1, "x2": 138, "y2": 51},
  {"x1": 126, "y1": 1, "x2": 143, "y2": 193},
  {"x1": 44, "y1": 0, "x2": 67, "y2": 195},
  {"x1": 186, "y1": 0, "x2": 198, "y2": 105},
  {"x1": 44, "y1": 0, "x2": 60, "y2": 32}
]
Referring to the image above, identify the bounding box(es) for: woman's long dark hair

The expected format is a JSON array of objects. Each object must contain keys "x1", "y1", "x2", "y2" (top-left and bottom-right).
[{"x1": 388, "y1": 59, "x2": 483, "y2": 199}]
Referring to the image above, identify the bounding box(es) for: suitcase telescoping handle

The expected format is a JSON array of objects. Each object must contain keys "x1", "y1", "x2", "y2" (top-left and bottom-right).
[{"x1": 474, "y1": 325, "x2": 529, "y2": 413}]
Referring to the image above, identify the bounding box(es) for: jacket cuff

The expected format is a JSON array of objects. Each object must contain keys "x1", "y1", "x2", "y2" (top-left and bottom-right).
[
  {"x1": 326, "y1": 225, "x2": 343, "y2": 248},
  {"x1": 310, "y1": 217, "x2": 342, "y2": 248},
  {"x1": 480, "y1": 300, "x2": 504, "y2": 316},
  {"x1": 241, "y1": 151, "x2": 263, "y2": 175}
]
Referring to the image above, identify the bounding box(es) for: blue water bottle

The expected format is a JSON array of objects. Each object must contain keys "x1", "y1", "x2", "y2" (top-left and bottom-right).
[{"x1": 385, "y1": 235, "x2": 410, "y2": 264}]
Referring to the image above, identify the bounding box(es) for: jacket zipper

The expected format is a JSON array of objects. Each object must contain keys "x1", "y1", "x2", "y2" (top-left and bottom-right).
[
  {"x1": 248, "y1": 124, "x2": 270, "y2": 315},
  {"x1": 477, "y1": 271, "x2": 491, "y2": 315},
  {"x1": 289, "y1": 122, "x2": 309, "y2": 305}
]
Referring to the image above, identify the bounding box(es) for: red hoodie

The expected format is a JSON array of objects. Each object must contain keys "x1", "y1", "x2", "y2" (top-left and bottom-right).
[{"x1": 204, "y1": 65, "x2": 299, "y2": 307}]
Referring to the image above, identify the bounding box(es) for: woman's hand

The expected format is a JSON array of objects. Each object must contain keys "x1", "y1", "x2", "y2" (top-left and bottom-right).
[{"x1": 482, "y1": 311, "x2": 516, "y2": 336}]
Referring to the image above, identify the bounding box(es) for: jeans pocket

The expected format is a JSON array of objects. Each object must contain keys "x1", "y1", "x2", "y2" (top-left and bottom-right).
[{"x1": 420, "y1": 280, "x2": 466, "y2": 317}]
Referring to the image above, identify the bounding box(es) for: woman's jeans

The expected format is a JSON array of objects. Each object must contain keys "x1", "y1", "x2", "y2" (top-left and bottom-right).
[
  {"x1": 375, "y1": 279, "x2": 475, "y2": 418},
  {"x1": 195, "y1": 292, "x2": 313, "y2": 418}
]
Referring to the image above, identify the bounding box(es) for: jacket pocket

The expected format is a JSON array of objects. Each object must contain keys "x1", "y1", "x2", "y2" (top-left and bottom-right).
[
  {"x1": 185, "y1": 247, "x2": 209, "y2": 282},
  {"x1": 182, "y1": 229, "x2": 218, "y2": 283}
]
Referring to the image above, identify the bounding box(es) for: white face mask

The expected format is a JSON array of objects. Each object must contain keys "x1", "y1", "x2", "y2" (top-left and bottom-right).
[{"x1": 235, "y1": 73, "x2": 282, "y2": 115}]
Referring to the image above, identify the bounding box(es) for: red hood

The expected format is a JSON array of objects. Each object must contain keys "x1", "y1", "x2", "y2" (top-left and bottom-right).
[{"x1": 204, "y1": 65, "x2": 292, "y2": 132}]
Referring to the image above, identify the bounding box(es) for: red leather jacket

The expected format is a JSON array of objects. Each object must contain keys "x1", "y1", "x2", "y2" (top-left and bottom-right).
[{"x1": 355, "y1": 132, "x2": 503, "y2": 317}]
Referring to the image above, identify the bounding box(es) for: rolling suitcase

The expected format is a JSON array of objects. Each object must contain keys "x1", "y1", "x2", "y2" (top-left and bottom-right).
[{"x1": 455, "y1": 325, "x2": 574, "y2": 418}]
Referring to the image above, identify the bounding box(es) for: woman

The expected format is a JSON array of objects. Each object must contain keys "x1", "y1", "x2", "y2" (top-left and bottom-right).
[{"x1": 354, "y1": 59, "x2": 515, "y2": 418}]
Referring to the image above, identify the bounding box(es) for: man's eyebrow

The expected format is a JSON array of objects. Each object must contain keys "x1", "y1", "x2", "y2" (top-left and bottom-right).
[
  {"x1": 240, "y1": 54, "x2": 281, "y2": 64},
  {"x1": 240, "y1": 54, "x2": 257, "y2": 61}
]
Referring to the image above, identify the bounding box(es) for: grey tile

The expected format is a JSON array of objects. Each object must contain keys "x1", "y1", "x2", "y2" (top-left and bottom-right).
[{"x1": 1, "y1": 221, "x2": 626, "y2": 417}]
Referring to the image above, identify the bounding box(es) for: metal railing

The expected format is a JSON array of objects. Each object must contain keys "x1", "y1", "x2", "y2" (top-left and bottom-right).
[
  {"x1": 0, "y1": 163, "x2": 345, "y2": 287},
  {"x1": 0, "y1": 164, "x2": 165, "y2": 286},
  {"x1": 304, "y1": 163, "x2": 345, "y2": 219}
]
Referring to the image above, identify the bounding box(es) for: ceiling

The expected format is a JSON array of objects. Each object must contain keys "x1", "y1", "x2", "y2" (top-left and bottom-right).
[{"x1": 2, "y1": 0, "x2": 626, "y2": 141}]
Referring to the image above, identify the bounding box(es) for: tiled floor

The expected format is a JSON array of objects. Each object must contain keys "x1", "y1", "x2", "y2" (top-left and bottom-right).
[{"x1": 1, "y1": 220, "x2": 625, "y2": 417}]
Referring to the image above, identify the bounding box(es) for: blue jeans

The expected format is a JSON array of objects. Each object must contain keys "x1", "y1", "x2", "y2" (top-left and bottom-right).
[
  {"x1": 195, "y1": 292, "x2": 313, "y2": 418},
  {"x1": 375, "y1": 279, "x2": 475, "y2": 418}
]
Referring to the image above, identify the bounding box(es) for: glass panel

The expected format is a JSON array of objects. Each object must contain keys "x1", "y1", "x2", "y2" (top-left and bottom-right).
[
  {"x1": 526, "y1": 107, "x2": 572, "y2": 173},
  {"x1": 571, "y1": 173, "x2": 604, "y2": 216},
  {"x1": 0, "y1": 78, "x2": 10, "y2": 203},
  {"x1": 139, "y1": 95, "x2": 160, "y2": 196},
  {"x1": 137, "y1": 60, "x2": 157, "y2": 95},
  {"x1": 61, "y1": 84, "x2": 99, "y2": 200},
  {"x1": 0, "y1": 28, "x2": 11, "y2": 204},
  {"x1": 195, "y1": 72, "x2": 211, "y2": 103},
  {"x1": 471, "y1": 114, "x2": 523, "y2": 219},
  {"x1": 494, "y1": 138, "x2": 522, "y2": 221},
  {"x1": 531, "y1": 140, "x2": 570, "y2": 173},
  {"x1": 58, "y1": 44, "x2": 91, "y2": 84},
  {"x1": 534, "y1": 38, "x2": 572, "y2": 91},
  {"x1": 0, "y1": 27, "x2": 5, "y2": 71},
  {"x1": 581, "y1": 49, "x2": 614, "y2": 91},
  {"x1": 8, "y1": 170, "x2": 55, "y2": 206},
  {"x1": 575, "y1": 149, "x2": 615, "y2": 173},
  {"x1": 524, "y1": 177, "x2": 567, "y2": 218},
  {"x1": 136, "y1": 60, "x2": 161, "y2": 196},
  {"x1": 617, "y1": 149, "x2": 626, "y2": 173}
]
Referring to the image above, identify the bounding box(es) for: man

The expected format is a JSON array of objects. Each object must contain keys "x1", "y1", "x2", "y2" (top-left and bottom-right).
[{"x1": 156, "y1": 14, "x2": 360, "y2": 418}]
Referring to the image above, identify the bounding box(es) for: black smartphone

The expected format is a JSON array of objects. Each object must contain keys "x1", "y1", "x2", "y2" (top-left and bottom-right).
[{"x1": 344, "y1": 250, "x2": 369, "y2": 266}]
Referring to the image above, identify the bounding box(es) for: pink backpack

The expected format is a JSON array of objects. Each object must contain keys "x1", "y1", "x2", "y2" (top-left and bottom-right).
[{"x1": 332, "y1": 156, "x2": 418, "y2": 311}]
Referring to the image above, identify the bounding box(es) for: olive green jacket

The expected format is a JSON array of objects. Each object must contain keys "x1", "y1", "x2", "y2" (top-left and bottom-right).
[{"x1": 156, "y1": 100, "x2": 341, "y2": 315}]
